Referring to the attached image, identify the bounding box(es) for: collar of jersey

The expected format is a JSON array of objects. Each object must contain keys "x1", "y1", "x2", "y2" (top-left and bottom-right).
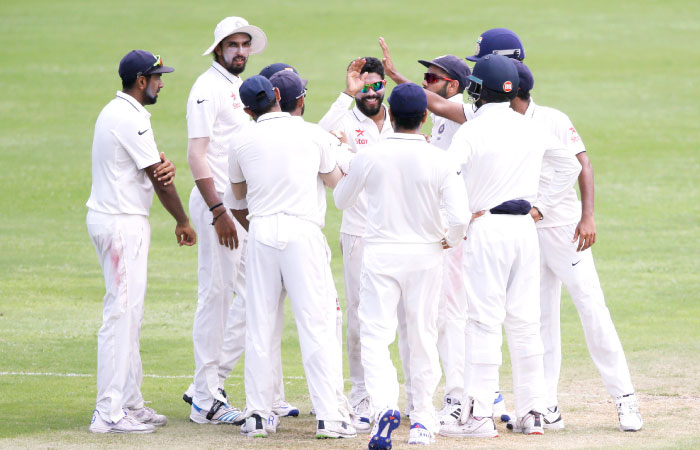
[
  {"x1": 352, "y1": 103, "x2": 388, "y2": 123},
  {"x1": 116, "y1": 91, "x2": 150, "y2": 118},
  {"x1": 474, "y1": 101, "x2": 510, "y2": 118},
  {"x1": 387, "y1": 132, "x2": 426, "y2": 141},
  {"x1": 256, "y1": 111, "x2": 291, "y2": 122},
  {"x1": 211, "y1": 61, "x2": 240, "y2": 84},
  {"x1": 525, "y1": 98, "x2": 537, "y2": 118}
]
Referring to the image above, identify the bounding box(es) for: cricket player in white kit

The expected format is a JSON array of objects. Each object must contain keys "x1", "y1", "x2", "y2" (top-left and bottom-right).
[
  {"x1": 510, "y1": 61, "x2": 642, "y2": 432},
  {"x1": 440, "y1": 54, "x2": 581, "y2": 438},
  {"x1": 334, "y1": 83, "x2": 471, "y2": 447},
  {"x1": 87, "y1": 50, "x2": 196, "y2": 433},
  {"x1": 230, "y1": 76, "x2": 355, "y2": 439},
  {"x1": 185, "y1": 16, "x2": 266, "y2": 424}
]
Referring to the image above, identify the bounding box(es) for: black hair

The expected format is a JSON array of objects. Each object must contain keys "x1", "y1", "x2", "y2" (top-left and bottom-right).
[
  {"x1": 121, "y1": 74, "x2": 151, "y2": 90},
  {"x1": 358, "y1": 56, "x2": 385, "y2": 79},
  {"x1": 279, "y1": 98, "x2": 298, "y2": 113},
  {"x1": 516, "y1": 89, "x2": 531, "y2": 101},
  {"x1": 250, "y1": 97, "x2": 277, "y2": 118},
  {"x1": 392, "y1": 114, "x2": 423, "y2": 131},
  {"x1": 481, "y1": 86, "x2": 515, "y2": 104}
]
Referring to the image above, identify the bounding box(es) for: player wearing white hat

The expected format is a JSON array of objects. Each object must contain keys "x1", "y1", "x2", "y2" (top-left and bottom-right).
[
  {"x1": 334, "y1": 83, "x2": 470, "y2": 448},
  {"x1": 184, "y1": 16, "x2": 266, "y2": 425},
  {"x1": 510, "y1": 61, "x2": 642, "y2": 432},
  {"x1": 440, "y1": 54, "x2": 581, "y2": 438},
  {"x1": 231, "y1": 76, "x2": 355, "y2": 439},
  {"x1": 87, "y1": 50, "x2": 196, "y2": 433}
]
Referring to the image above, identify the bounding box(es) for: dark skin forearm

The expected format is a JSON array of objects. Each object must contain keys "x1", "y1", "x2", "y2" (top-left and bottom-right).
[
  {"x1": 231, "y1": 209, "x2": 249, "y2": 232},
  {"x1": 147, "y1": 164, "x2": 188, "y2": 224},
  {"x1": 573, "y1": 152, "x2": 596, "y2": 251}
]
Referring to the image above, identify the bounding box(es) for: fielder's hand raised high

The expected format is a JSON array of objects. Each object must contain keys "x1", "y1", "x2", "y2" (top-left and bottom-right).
[{"x1": 343, "y1": 58, "x2": 369, "y2": 97}]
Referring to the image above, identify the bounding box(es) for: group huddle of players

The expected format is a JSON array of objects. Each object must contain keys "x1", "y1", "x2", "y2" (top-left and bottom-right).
[{"x1": 85, "y1": 15, "x2": 643, "y2": 449}]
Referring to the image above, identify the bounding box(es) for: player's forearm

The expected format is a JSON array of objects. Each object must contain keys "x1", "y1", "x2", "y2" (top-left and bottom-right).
[
  {"x1": 426, "y1": 90, "x2": 466, "y2": 124},
  {"x1": 577, "y1": 154, "x2": 595, "y2": 218},
  {"x1": 194, "y1": 178, "x2": 222, "y2": 208},
  {"x1": 231, "y1": 209, "x2": 249, "y2": 231},
  {"x1": 318, "y1": 93, "x2": 353, "y2": 131},
  {"x1": 154, "y1": 183, "x2": 189, "y2": 225},
  {"x1": 187, "y1": 137, "x2": 213, "y2": 180}
]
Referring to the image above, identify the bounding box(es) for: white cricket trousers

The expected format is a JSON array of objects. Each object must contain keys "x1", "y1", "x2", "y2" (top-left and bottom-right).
[
  {"x1": 463, "y1": 214, "x2": 546, "y2": 419},
  {"x1": 438, "y1": 240, "x2": 467, "y2": 400},
  {"x1": 245, "y1": 214, "x2": 344, "y2": 421},
  {"x1": 359, "y1": 243, "x2": 444, "y2": 434},
  {"x1": 342, "y1": 233, "x2": 412, "y2": 410},
  {"x1": 538, "y1": 223, "x2": 634, "y2": 406},
  {"x1": 87, "y1": 210, "x2": 150, "y2": 424},
  {"x1": 189, "y1": 188, "x2": 244, "y2": 410}
]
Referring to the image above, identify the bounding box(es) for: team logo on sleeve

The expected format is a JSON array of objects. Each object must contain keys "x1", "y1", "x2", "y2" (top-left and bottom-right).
[
  {"x1": 355, "y1": 128, "x2": 368, "y2": 145},
  {"x1": 503, "y1": 81, "x2": 513, "y2": 92},
  {"x1": 569, "y1": 127, "x2": 581, "y2": 143}
]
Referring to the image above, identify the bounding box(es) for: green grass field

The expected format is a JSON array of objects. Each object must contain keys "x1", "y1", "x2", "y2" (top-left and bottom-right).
[{"x1": 1, "y1": 0, "x2": 700, "y2": 448}]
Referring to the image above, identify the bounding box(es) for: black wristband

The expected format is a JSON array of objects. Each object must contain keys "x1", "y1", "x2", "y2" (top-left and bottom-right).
[
  {"x1": 209, "y1": 202, "x2": 224, "y2": 212},
  {"x1": 210, "y1": 209, "x2": 226, "y2": 226}
]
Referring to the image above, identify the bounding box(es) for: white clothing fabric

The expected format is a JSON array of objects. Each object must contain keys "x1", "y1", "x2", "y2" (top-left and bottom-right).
[
  {"x1": 87, "y1": 211, "x2": 150, "y2": 424},
  {"x1": 449, "y1": 102, "x2": 581, "y2": 216},
  {"x1": 86, "y1": 92, "x2": 161, "y2": 216},
  {"x1": 538, "y1": 223, "x2": 634, "y2": 406},
  {"x1": 359, "y1": 244, "x2": 444, "y2": 434},
  {"x1": 334, "y1": 133, "x2": 469, "y2": 247},
  {"x1": 526, "y1": 99, "x2": 586, "y2": 228},
  {"x1": 429, "y1": 94, "x2": 469, "y2": 151},
  {"x1": 318, "y1": 92, "x2": 394, "y2": 236},
  {"x1": 186, "y1": 61, "x2": 249, "y2": 193}
]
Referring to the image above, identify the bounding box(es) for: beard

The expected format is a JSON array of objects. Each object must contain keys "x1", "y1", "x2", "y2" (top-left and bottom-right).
[
  {"x1": 223, "y1": 54, "x2": 247, "y2": 75},
  {"x1": 144, "y1": 87, "x2": 158, "y2": 105},
  {"x1": 356, "y1": 93, "x2": 384, "y2": 117}
]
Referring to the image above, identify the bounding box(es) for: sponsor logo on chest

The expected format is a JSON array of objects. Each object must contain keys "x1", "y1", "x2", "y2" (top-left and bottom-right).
[
  {"x1": 355, "y1": 128, "x2": 368, "y2": 145},
  {"x1": 232, "y1": 91, "x2": 242, "y2": 109}
]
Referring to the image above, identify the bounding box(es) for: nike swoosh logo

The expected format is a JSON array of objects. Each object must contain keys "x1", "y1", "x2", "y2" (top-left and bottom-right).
[
  {"x1": 572, "y1": 260, "x2": 582, "y2": 266},
  {"x1": 456, "y1": 170, "x2": 462, "y2": 175},
  {"x1": 138, "y1": 129, "x2": 149, "y2": 135},
  {"x1": 197, "y1": 99, "x2": 208, "y2": 104}
]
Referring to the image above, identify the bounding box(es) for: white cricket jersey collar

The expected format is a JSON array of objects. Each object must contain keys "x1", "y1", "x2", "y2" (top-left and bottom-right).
[
  {"x1": 473, "y1": 101, "x2": 510, "y2": 118},
  {"x1": 115, "y1": 91, "x2": 150, "y2": 118},
  {"x1": 210, "y1": 61, "x2": 240, "y2": 85},
  {"x1": 387, "y1": 132, "x2": 427, "y2": 142},
  {"x1": 256, "y1": 111, "x2": 291, "y2": 122},
  {"x1": 352, "y1": 103, "x2": 388, "y2": 124},
  {"x1": 524, "y1": 98, "x2": 537, "y2": 119}
]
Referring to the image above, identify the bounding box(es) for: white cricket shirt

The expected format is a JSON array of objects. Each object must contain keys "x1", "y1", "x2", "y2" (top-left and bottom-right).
[
  {"x1": 229, "y1": 112, "x2": 336, "y2": 228},
  {"x1": 86, "y1": 91, "x2": 161, "y2": 216},
  {"x1": 318, "y1": 92, "x2": 394, "y2": 236},
  {"x1": 334, "y1": 133, "x2": 470, "y2": 247},
  {"x1": 449, "y1": 102, "x2": 581, "y2": 217},
  {"x1": 187, "y1": 61, "x2": 250, "y2": 193},
  {"x1": 429, "y1": 94, "x2": 474, "y2": 150},
  {"x1": 525, "y1": 99, "x2": 587, "y2": 228}
]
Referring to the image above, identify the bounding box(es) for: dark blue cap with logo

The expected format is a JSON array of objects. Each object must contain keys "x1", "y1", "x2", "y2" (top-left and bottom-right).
[
  {"x1": 512, "y1": 60, "x2": 534, "y2": 93},
  {"x1": 466, "y1": 28, "x2": 525, "y2": 62},
  {"x1": 417, "y1": 55, "x2": 471, "y2": 91},
  {"x1": 388, "y1": 82, "x2": 427, "y2": 118},
  {"x1": 119, "y1": 50, "x2": 174, "y2": 82},
  {"x1": 269, "y1": 70, "x2": 307, "y2": 106},
  {"x1": 259, "y1": 63, "x2": 298, "y2": 79},
  {"x1": 239, "y1": 75, "x2": 276, "y2": 112},
  {"x1": 469, "y1": 54, "x2": 519, "y2": 95}
]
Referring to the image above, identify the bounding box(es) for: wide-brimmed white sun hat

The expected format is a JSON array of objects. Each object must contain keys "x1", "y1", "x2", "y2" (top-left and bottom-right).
[{"x1": 202, "y1": 16, "x2": 267, "y2": 56}]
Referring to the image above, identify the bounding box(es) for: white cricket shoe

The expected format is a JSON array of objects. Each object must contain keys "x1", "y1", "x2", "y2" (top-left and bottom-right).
[
  {"x1": 316, "y1": 419, "x2": 357, "y2": 438},
  {"x1": 265, "y1": 413, "x2": 280, "y2": 433},
  {"x1": 368, "y1": 408, "x2": 401, "y2": 449},
  {"x1": 408, "y1": 423, "x2": 435, "y2": 445},
  {"x1": 190, "y1": 400, "x2": 244, "y2": 425},
  {"x1": 437, "y1": 395, "x2": 461, "y2": 419},
  {"x1": 352, "y1": 397, "x2": 373, "y2": 433},
  {"x1": 438, "y1": 406, "x2": 462, "y2": 427},
  {"x1": 183, "y1": 385, "x2": 229, "y2": 405},
  {"x1": 89, "y1": 409, "x2": 155, "y2": 434},
  {"x1": 272, "y1": 400, "x2": 300, "y2": 417},
  {"x1": 492, "y1": 392, "x2": 511, "y2": 422},
  {"x1": 506, "y1": 410, "x2": 544, "y2": 435},
  {"x1": 125, "y1": 406, "x2": 168, "y2": 426},
  {"x1": 439, "y1": 405, "x2": 497, "y2": 438},
  {"x1": 543, "y1": 405, "x2": 565, "y2": 430},
  {"x1": 616, "y1": 393, "x2": 643, "y2": 432},
  {"x1": 240, "y1": 414, "x2": 268, "y2": 438}
]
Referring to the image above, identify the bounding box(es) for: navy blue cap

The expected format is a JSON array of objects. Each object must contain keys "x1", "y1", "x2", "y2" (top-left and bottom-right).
[
  {"x1": 259, "y1": 63, "x2": 298, "y2": 79},
  {"x1": 466, "y1": 28, "x2": 525, "y2": 62},
  {"x1": 119, "y1": 50, "x2": 174, "y2": 82},
  {"x1": 269, "y1": 70, "x2": 308, "y2": 106},
  {"x1": 512, "y1": 60, "x2": 534, "y2": 93},
  {"x1": 388, "y1": 83, "x2": 427, "y2": 118},
  {"x1": 469, "y1": 54, "x2": 519, "y2": 95},
  {"x1": 239, "y1": 75, "x2": 276, "y2": 112},
  {"x1": 417, "y1": 55, "x2": 471, "y2": 91}
]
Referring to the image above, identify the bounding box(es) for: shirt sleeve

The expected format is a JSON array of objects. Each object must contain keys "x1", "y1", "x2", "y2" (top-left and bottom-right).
[
  {"x1": 440, "y1": 160, "x2": 470, "y2": 247},
  {"x1": 223, "y1": 183, "x2": 248, "y2": 209},
  {"x1": 333, "y1": 151, "x2": 369, "y2": 210},
  {"x1": 318, "y1": 92, "x2": 354, "y2": 132},
  {"x1": 228, "y1": 142, "x2": 245, "y2": 184},
  {"x1": 554, "y1": 111, "x2": 586, "y2": 155},
  {"x1": 186, "y1": 81, "x2": 217, "y2": 139},
  {"x1": 113, "y1": 116, "x2": 161, "y2": 170},
  {"x1": 462, "y1": 103, "x2": 477, "y2": 122},
  {"x1": 536, "y1": 133, "x2": 582, "y2": 217}
]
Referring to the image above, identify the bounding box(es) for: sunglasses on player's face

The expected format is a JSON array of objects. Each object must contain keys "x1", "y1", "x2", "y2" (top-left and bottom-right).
[
  {"x1": 360, "y1": 80, "x2": 386, "y2": 94},
  {"x1": 424, "y1": 72, "x2": 456, "y2": 84}
]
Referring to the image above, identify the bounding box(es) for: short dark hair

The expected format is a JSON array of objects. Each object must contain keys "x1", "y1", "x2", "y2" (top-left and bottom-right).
[
  {"x1": 516, "y1": 89, "x2": 531, "y2": 101},
  {"x1": 279, "y1": 98, "x2": 297, "y2": 113},
  {"x1": 121, "y1": 74, "x2": 150, "y2": 90},
  {"x1": 249, "y1": 97, "x2": 277, "y2": 118},
  {"x1": 359, "y1": 56, "x2": 384, "y2": 79},
  {"x1": 392, "y1": 114, "x2": 423, "y2": 131},
  {"x1": 481, "y1": 86, "x2": 515, "y2": 104}
]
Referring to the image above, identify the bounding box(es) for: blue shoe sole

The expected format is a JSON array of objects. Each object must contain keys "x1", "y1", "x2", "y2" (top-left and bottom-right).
[{"x1": 368, "y1": 410, "x2": 401, "y2": 450}]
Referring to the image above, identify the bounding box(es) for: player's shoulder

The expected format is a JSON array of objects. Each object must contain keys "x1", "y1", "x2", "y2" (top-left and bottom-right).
[{"x1": 533, "y1": 103, "x2": 574, "y2": 126}]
